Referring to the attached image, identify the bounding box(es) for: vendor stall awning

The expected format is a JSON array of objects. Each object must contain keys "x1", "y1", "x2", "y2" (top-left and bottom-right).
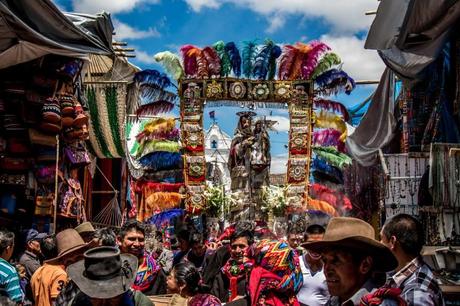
[{"x1": 0, "y1": 0, "x2": 114, "y2": 69}]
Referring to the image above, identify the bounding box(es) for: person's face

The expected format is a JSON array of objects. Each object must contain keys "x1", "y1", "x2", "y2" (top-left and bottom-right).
[
  {"x1": 178, "y1": 238, "x2": 189, "y2": 252},
  {"x1": 28, "y1": 239, "x2": 42, "y2": 255},
  {"x1": 241, "y1": 117, "x2": 251, "y2": 129},
  {"x1": 322, "y1": 249, "x2": 370, "y2": 302},
  {"x1": 3, "y1": 243, "x2": 14, "y2": 261},
  {"x1": 230, "y1": 236, "x2": 249, "y2": 264},
  {"x1": 118, "y1": 229, "x2": 145, "y2": 257},
  {"x1": 287, "y1": 234, "x2": 303, "y2": 249},
  {"x1": 379, "y1": 228, "x2": 395, "y2": 252},
  {"x1": 191, "y1": 242, "x2": 206, "y2": 258},
  {"x1": 306, "y1": 233, "x2": 324, "y2": 262},
  {"x1": 166, "y1": 269, "x2": 182, "y2": 294}
]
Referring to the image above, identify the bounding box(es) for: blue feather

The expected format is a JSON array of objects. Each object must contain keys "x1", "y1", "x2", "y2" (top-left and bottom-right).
[
  {"x1": 311, "y1": 156, "x2": 344, "y2": 183},
  {"x1": 139, "y1": 152, "x2": 183, "y2": 171},
  {"x1": 253, "y1": 42, "x2": 272, "y2": 80},
  {"x1": 314, "y1": 69, "x2": 356, "y2": 95},
  {"x1": 268, "y1": 44, "x2": 282, "y2": 80},
  {"x1": 134, "y1": 69, "x2": 173, "y2": 89},
  {"x1": 225, "y1": 42, "x2": 242, "y2": 77},
  {"x1": 146, "y1": 208, "x2": 184, "y2": 228}
]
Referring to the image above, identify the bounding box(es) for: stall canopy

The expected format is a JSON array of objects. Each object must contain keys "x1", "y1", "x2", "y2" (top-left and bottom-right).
[{"x1": 0, "y1": 0, "x2": 114, "y2": 69}]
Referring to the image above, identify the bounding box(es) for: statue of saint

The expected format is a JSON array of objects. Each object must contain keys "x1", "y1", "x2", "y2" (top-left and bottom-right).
[
  {"x1": 250, "y1": 119, "x2": 271, "y2": 189},
  {"x1": 227, "y1": 111, "x2": 256, "y2": 192}
]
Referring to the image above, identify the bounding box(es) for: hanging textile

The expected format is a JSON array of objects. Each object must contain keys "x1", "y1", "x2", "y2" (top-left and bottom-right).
[{"x1": 86, "y1": 83, "x2": 127, "y2": 158}]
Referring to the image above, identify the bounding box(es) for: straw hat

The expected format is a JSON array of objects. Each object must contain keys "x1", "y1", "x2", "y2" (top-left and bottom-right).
[
  {"x1": 302, "y1": 217, "x2": 397, "y2": 272},
  {"x1": 45, "y1": 229, "x2": 94, "y2": 264},
  {"x1": 67, "y1": 246, "x2": 138, "y2": 299}
]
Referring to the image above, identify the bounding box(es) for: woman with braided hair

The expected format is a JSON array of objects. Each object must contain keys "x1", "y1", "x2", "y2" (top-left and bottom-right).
[{"x1": 166, "y1": 261, "x2": 221, "y2": 305}]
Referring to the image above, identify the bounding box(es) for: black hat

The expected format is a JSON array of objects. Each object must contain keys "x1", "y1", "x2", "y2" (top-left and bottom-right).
[{"x1": 67, "y1": 246, "x2": 138, "y2": 299}]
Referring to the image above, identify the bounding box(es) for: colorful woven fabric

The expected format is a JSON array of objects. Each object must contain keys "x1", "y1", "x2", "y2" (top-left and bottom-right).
[
  {"x1": 189, "y1": 294, "x2": 222, "y2": 306},
  {"x1": 249, "y1": 240, "x2": 302, "y2": 306},
  {"x1": 132, "y1": 252, "x2": 160, "y2": 292},
  {"x1": 222, "y1": 258, "x2": 253, "y2": 301},
  {"x1": 360, "y1": 287, "x2": 407, "y2": 306}
]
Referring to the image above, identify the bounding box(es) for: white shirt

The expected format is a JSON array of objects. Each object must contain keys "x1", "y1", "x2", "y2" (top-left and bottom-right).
[{"x1": 297, "y1": 253, "x2": 329, "y2": 306}]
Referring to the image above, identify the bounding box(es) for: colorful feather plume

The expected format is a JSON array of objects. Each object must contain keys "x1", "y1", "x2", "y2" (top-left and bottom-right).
[
  {"x1": 143, "y1": 118, "x2": 176, "y2": 134},
  {"x1": 146, "y1": 208, "x2": 184, "y2": 228},
  {"x1": 136, "y1": 140, "x2": 181, "y2": 158},
  {"x1": 202, "y1": 46, "x2": 221, "y2": 77},
  {"x1": 252, "y1": 40, "x2": 282, "y2": 80},
  {"x1": 138, "y1": 152, "x2": 183, "y2": 171},
  {"x1": 312, "y1": 129, "x2": 345, "y2": 152},
  {"x1": 311, "y1": 156, "x2": 344, "y2": 184},
  {"x1": 315, "y1": 69, "x2": 356, "y2": 95},
  {"x1": 314, "y1": 110, "x2": 347, "y2": 135},
  {"x1": 314, "y1": 99, "x2": 350, "y2": 121},
  {"x1": 136, "y1": 128, "x2": 180, "y2": 142},
  {"x1": 154, "y1": 51, "x2": 184, "y2": 80},
  {"x1": 310, "y1": 183, "x2": 352, "y2": 210},
  {"x1": 213, "y1": 41, "x2": 231, "y2": 77},
  {"x1": 268, "y1": 44, "x2": 282, "y2": 80},
  {"x1": 311, "y1": 53, "x2": 342, "y2": 79},
  {"x1": 136, "y1": 100, "x2": 175, "y2": 117},
  {"x1": 180, "y1": 45, "x2": 199, "y2": 77},
  {"x1": 225, "y1": 42, "x2": 242, "y2": 77},
  {"x1": 134, "y1": 69, "x2": 172, "y2": 88},
  {"x1": 143, "y1": 169, "x2": 184, "y2": 184},
  {"x1": 307, "y1": 197, "x2": 339, "y2": 216},
  {"x1": 145, "y1": 192, "x2": 183, "y2": 214},
  {"x1": 242, "y1": 40, "x2": 258, "y2": 78},
  {"x1": 138, "y1": 84, "x2": 177, "y2": 105},
  {"x1": 313, "y1": 146, "x2": 351, "y2": 169},
  {"x1": 186, "y1": 47, "x2": 208, "y2": 78},
  {"x1": 301, "y1": 41, "x2": 330, "y2": 79},
  {"x1": 137, "y1": 182, "x2": 184, "y2": 193},
  {"x1": 278, "y1": 45, "x2": 299, "y2": 80}
]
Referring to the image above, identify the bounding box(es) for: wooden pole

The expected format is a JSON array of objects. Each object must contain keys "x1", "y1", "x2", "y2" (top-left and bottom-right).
[{"x1": 53, "y1": 135, "x2": 60, "y2": 234}]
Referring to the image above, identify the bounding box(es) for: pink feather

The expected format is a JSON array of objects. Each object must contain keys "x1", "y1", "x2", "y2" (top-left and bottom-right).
[
  {"x1": 312, "y1": 128, "x2": 345, "y2": 152},
  {"x1": 314, "y1": 99, "x2": 350, "y2": 121},
  {"x1": 202, "y1": 46, "x2": 221, "y2": 76},
  {"x1": 278, "y1": 45, "x2": 298, "y2": 80},
  {"x1": 301, "y1": 41, "x2": 330, "y2": 79},
  {"x1": 136, "y1": 100, "x2": 175, "y2": 117},
  {"x1": 180, "y1": 45, "x2": 198, "y2": 77}
]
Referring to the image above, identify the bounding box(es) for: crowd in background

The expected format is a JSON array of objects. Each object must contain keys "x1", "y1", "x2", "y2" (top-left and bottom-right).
[{"x1": 0, "y1": 213, "x2": 444, "y2": 305}]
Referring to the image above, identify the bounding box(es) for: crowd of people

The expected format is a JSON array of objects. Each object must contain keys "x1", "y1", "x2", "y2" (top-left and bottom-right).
[{"x1": 0, "y1": 213, "x2": 444, "y2": 305}]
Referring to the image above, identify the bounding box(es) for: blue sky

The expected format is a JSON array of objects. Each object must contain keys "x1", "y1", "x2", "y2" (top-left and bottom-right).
[{"x1": 55, "y1": 0, "x2": 384, "y2": 173}]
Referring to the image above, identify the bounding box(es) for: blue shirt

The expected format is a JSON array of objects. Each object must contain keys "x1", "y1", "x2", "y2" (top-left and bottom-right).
[{"x1": 0, "y1": 258, "x2": 24, "y2": 302}]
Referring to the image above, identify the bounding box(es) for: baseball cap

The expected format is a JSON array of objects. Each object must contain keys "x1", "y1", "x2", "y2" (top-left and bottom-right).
[{"x1": 25, "y1": 229, "x2": 48, "y2": 243}]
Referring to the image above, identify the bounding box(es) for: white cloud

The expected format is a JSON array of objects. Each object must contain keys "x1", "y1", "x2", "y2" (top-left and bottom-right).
[
  {"x1": 183, "y1": 0, "x2": 378, "y2": 33},
  {"x1": 72, "y1": 0, "x2": 159, "y2": 14},
  {"x1": 320, "y1": 34, "x2": 385, "y2": 81},
  {"x1": 267, "y1": 14, "x2": 286, "y2": 33},
  {"x1": 270, "y1": 153, "x2": 288, "y2": 174},
  {"x1": 113, "y1": 19, "x2": 160, "y2": 40},
  {"x1": 266, "y1": 115, "x2": 290, "y2": 132},
  {"x1": 135, "y1": 50, "x2": 157, "y2": 64}
]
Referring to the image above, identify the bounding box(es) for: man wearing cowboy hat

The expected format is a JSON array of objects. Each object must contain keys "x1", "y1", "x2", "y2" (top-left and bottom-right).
[
  {"x1": 303, "y1": 217, "x2": 398, "y2": 306},
  {"x1": 30, "y1": 229, "x2": 94, "y2": 306},
  {"x1": 66, "y1": 246, "x2": 153, "y2": 305},
  {"x1": 74, "y1": 221, "x2": 96, "y2": 243}
]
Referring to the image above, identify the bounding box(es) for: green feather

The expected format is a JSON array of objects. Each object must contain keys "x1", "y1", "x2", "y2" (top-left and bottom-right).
[
  {"x1": 242, "y1": 40, "x2": 258, "y2": 78},
  {"x1": 313, "y1": 146, "x2": 351, "y2": 169},
  {"x1": 136, "y1": 140, "x2": 181, "y2": 158},
  {"x1": 311, "y1": 53, "x2": 342, "y2": 79},
  {"x1": 154, "y1": 51, "x2": 184, "y2": 80},
  {"x1": 213, "y1": 41, "x2": 231, "y2": 77}
]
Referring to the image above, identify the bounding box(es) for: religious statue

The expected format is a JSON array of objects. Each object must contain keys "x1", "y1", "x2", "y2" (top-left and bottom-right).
[
  {"x1": 227, "y1": 111, "x2": 256, "y2": 192},
  {"x1": 250, "y1": 119, "x2": 271, "y2": 189}
]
